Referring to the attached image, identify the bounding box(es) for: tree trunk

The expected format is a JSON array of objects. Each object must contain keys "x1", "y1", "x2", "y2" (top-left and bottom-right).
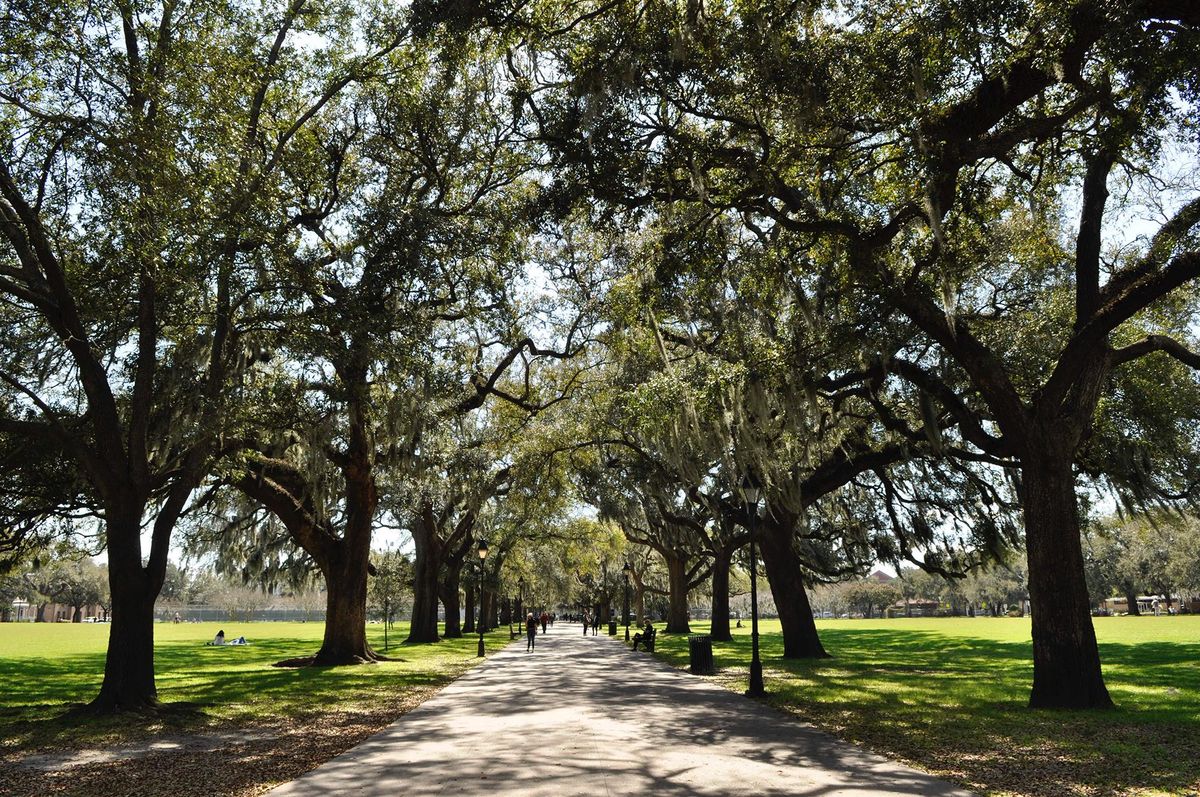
[
  {"x1": 1023, "y1": 451, "x2": 1113, "y2": 708},
  {"x1": 1123, "y1": 585, "x2": 1141, "y2": 616},
  {"x1": 89, "y1": 508, "x2": 166, "y2": 713},
  {"x1": 313, "y1": 424, "x2": 380, "y2": 665},
  {"x1": 665, "y1": 554, "x2": 691, "y2": 633},
  {"x1": 91, "y1": 521, "x2": 159, "y2": 712},
  {"x1": 407, "y1": 525, "x2": 442, "y2": 643},
  {"x1": 315, "y1": 551, "x2": 376, "y2": 664},
  {"x1": 758, "y1": 519, "x2": 829, "y2": 659},
  {"x1": 461, "y1": 580, "x2": 474, "y2": 635},
  {"x1": 481, "y1": 588, "x2": 495, "y2": 631},
  {"x1": 445, "y1": 573, "x2": 465, "y2": 637},
  {"x1": 72, "y1": 606, "x2": 83, "y2": 622},
  {"x1": 709, "y1": 548, "x2": 732, "y2": 641}
]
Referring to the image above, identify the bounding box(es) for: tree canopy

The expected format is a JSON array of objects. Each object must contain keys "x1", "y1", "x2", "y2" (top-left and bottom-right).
[{"x1": 2, "y1": 0, "x2": 1199, "y2": 714}]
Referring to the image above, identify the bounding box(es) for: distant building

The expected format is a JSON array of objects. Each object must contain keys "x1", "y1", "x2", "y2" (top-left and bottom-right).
[
  {"x1": 890, "y1": 599, "x2": 940, "y2": 617},
  {"x1": 1101, "y1": 594, "x2": 1200, "y2": 615},
  {"x1": 868, "y1": 569, "x2": 895, "y2": 583},
  {"x1": 4, "y1": 602, "x2": 108, "y2": 622}
]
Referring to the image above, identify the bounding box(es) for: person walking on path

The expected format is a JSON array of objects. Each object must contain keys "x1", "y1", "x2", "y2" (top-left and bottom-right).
[
  {"x1": 540, "y1": 611, "x2": 549, "y2": 634},
  {"x1": 591, "y1": 613, "x2": 599, "y2": 635},
  {"x1": 582, "y1": 612, "x2": 590, "y2": 635},
  {"x1": 525, "y1": 612, "x2": 538, "y2": 651}
]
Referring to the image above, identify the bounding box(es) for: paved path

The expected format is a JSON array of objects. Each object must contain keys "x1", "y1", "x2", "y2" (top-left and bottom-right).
[{"x1": 267, "y1": 624, "x2": 973, "y2": 796}]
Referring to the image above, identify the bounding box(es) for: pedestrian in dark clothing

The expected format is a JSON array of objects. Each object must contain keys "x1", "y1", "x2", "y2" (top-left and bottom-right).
[
  {"x1": 632, "y1": 620, "x2": 654, "y2": 651},
  {"x1": 526, "y1": 612, "x2": 538, "y2": 651},
  {"x1": 582, "y1": 613, "x2": 590, "y2": 635},
  {"x1": 540, "y1": 611, "x2": 549, "y2": 634}
]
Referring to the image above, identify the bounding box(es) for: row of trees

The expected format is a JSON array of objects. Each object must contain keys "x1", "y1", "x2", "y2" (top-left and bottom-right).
[
  {"x1": 0, "y1": 0, "x2": 603, "y2": 710},
  {"x1": 2, "y1": 0, "x2": 1198, "y2": 714},
  {"x1": 0, "y1": 550, "x2": 108, "y2": 623},
  {"x1": 520, "y1": 0, "x2": 1200, "y2": 709},
  {"x1": 1084, "y1": 513, "x2": 1200, "y2": 613}
]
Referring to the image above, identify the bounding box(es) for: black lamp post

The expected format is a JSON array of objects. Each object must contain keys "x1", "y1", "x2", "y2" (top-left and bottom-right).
[
  {"x1": 518, "y1": 576, "x2": 525, "y2": 613},
  {"x1": 476, "y1": 538, "x2": 489, "y2": 657},
  {"x1": 622, "y1": 561, "x2": 632, "y2": 642},
  {"x1": 741, "y1": 472, "x2": 765, "y2": 697}
]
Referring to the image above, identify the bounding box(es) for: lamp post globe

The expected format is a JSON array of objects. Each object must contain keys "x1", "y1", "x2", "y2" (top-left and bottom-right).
[
  {"x1": 476, "y1": 539, "x2": 489, "y2": 657},
  {"x1": 741, "y1": 472, "x2": 765, "y2": 697}
]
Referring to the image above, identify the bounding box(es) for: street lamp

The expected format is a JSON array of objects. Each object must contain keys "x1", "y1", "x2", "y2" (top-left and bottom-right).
[
  {"x1": 741, "y1": 471, "x2": 765, "y2": 697},
  {"x1": 622, "y1": 561, "x2": 632, "y2": 642},
  {"x1": 476, "y1": 538, "x2": 489, "y2": 657}
]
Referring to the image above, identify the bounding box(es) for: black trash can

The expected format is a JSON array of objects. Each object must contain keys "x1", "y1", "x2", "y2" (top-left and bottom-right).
[
  {"x1": 688, "y1": 634, "x2": 715, "y2": 675},
  {"x1": 608, "y1": 620, "x2": 618, "y2": 635}
]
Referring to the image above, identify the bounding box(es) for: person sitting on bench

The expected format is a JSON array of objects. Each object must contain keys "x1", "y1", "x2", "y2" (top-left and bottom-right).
[{"x1": 632, "y1": 620, "x2": 655, "y2": 651}]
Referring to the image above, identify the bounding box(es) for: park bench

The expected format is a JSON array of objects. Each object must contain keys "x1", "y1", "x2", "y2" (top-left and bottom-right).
[{"x1": 632, "y1": 624, "x2": 656, "y2": 652}]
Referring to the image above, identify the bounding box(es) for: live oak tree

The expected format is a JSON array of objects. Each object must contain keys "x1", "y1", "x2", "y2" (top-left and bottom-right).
[
  {"x1": 578, "y1": 204, "x2": 1015, "y2": 657},
  {"x1": 0, "y1": 0, "x2": 378, "y2": 709},
  {"x1": 225, "y1": 39, "x2": 534, "y2": 659},
  {"x1": 524, "y1": 0, "x2": 1200, "y2": 708}
]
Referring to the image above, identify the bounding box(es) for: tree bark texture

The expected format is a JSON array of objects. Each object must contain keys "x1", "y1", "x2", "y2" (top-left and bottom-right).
[
  {"x1": 665, "y1": 554, "x2": 691, "y2": 633},
  {"x1": 445, "y1": 575, "x2": 465, "y2": 637},
  {"x1": 91, "y1": 545, "x2": 158, "y2": 711},
  {"x1": 407, "y1": 526, "x2": 442, "y2": 643},
  {"x1": 316, "y1": 553, "x2": 376, "y2": 664},
  {"x1": 758, "y1": 519, "x2": 829, "y2": 659},
  {"x1": 460, "y1": 580, "x2": 473, "y2": 636},
  {"x1": 708, "y1": 549, "x2": 733, "y2": 641},
  {"x1": 1023, "y1": 452, "x2": 1112, "y2": 708}
]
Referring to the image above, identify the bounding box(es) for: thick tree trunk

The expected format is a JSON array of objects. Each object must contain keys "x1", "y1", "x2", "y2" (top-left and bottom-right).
[
  {"x1": 92, "y1": 574, "x2": 158, "y2": 711},
  {"x1": 407, "y1": 525, "x2": 442, "y2": 643},
  {"x1": 315, "y1": 553, "x2": 376, "y2": 664},
  {"x1": 461, "y1": 580, "x2": 474, "y2": 635},
  {"x1": 314, "y1": 428, "x2": 379, "y2": 664},
  {"x1": 665, "y1": 555, "x2": 691, "y2": 633},
  {"x1": 1023, "y1": 452, "x2": 1112, "y2": 708},
  {"x1": 445, "y1": 574, "x2": 465, "y2": 637},
  {"x1": 758, "y1": 520, "x2": 829, "y2": 659},
  {"x1": 481, "y1": 588, "x2": 495, "y2": 631},
  {"x1": 89, "y1": 513, "x2": 161, "y2": 713},
  {"x1": 709, "y1": 549, "x2": 732, "y2": 641}
]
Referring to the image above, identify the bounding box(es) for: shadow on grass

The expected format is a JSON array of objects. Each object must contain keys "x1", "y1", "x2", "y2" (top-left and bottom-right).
[
  {"x1": 0, "y1": 628, "x2": 501, "y2": 753},
  {"x1": 649, "y1": 625, "x2": 1200, "y2": 797}
]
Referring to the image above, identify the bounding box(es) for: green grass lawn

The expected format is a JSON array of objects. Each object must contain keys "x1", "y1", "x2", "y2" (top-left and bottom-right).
[
  {"x1": 648, "y1": 616, "x2": 1200, "y2": 797},
  {"x1": 0, "y1": 621, "x2": 512, "y2": 753}
]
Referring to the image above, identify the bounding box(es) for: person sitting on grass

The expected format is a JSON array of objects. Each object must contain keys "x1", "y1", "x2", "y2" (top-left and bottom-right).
[
  {"x1": 632, "y1": 620, "x2": 654, "y2": 651},
  {"x1": 208, "y1": 630, "x2": 226, "y2": 646}
]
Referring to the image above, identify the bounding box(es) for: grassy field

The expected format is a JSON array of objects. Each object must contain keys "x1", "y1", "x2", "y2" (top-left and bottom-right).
[
  {"x1": 647, "y1": 616, "x2": 1200, "y2": 797},
  {"x1": 0, "y1": 621, "x2": 515, "y2": 797},
  {"x1": 5, "y1": 618, "x2": 1196, "y2": 797}
]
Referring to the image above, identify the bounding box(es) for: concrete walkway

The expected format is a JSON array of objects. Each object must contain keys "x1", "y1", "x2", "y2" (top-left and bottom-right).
[{"x1": 267, "y1": 623, "x2": 974, "y2": 796}]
